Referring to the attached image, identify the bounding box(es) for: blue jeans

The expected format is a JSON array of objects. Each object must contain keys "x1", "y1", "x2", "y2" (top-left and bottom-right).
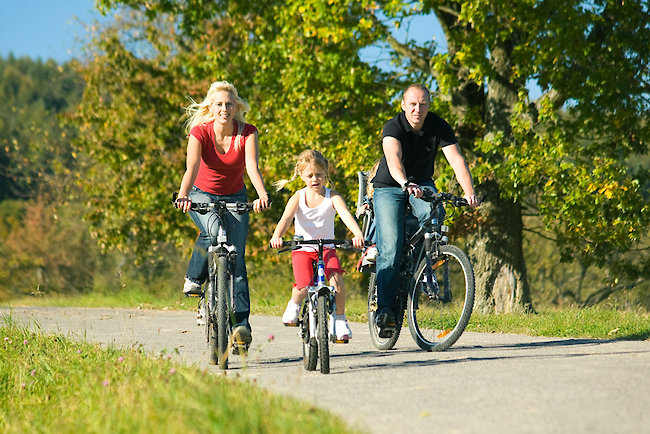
[
  {"x1": 186, "y1": 186, "x2": 251, "y2": 328},
  {"x1": 373, "y1": 181, "x2": 443, "y2": 315}
]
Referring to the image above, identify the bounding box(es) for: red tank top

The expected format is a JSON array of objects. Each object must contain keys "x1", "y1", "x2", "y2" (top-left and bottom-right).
[{"x1": 190, "y1": 120, "x2": 258, "y2": 195}]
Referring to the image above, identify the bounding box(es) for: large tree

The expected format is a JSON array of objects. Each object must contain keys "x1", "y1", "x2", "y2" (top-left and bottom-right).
[{"x1": 85, "y1": 0, "x2": 649, "y2": 311}]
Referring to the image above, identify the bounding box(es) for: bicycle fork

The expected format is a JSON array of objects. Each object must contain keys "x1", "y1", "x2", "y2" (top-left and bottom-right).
[{"x1": 307, "y1": 260, "x2": 337, "y2": 341}]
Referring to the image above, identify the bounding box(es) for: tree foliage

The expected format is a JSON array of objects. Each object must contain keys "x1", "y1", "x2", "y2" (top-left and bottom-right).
[{"x1": 81, "y1": 1, "x2": 649, "y2": 310}]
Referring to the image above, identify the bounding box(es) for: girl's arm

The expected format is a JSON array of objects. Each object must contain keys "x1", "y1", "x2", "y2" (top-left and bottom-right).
[
  {"x1": 270, "y1": 192, "x2": 300, "y2": 248},
  {"x1": 244, "y1": 131, "x2": 271, "y2": 212},
  {"x1": 176, "y1": 135, "x2": 202, "y2": 213},
  {"x1": 331, "y1": 192, "x2": 365, "y2": 248}
]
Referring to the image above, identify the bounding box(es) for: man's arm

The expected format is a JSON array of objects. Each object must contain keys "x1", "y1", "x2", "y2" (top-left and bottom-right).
[
  {"x1": 442, "y1": 144, "x2": 480, "y2": 207},
  {"x1": 383, "y1": 136, "x2": 423, "y2": 197}
]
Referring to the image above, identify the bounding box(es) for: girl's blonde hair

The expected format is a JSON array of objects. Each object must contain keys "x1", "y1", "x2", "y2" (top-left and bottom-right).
[
  {"x1": 366, "y1": 159, "x2": 380, "y2": 199},
  {"x1": 273, "y1": 149, "x2": 330, "y2": 191},
  {"x1": 184, "y1": 80, "x2": 250, "y2": 138}
]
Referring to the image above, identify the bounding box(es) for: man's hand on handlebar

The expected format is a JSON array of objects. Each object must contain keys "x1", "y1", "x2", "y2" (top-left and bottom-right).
[{"x1": 463, "y1": 194, "x2": 481, "y2": 208}]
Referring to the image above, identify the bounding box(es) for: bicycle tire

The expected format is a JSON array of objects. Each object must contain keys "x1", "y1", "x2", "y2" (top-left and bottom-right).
[
  {"x1": 301, "y1": 303, "x2": 317, "y2": 371},
  {"x1": 216, "y1": 255, "x2": 229, "y2": 369},
  {"x1": 317, "y1": 292, "x2": 330, "y2": 374},
  {"x1": 367, "y1": 272, "x2": 403, "y2": 350},
  {"x1": 206, "y1": 273, "x2": 218, "y2": 365},
  {"x1": 407, "y1": 244, "x2": 474, "y2": 351}
]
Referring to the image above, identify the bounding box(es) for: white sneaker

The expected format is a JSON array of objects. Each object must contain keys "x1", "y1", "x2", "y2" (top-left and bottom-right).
[
  {"x1": 334, "y1": 315, "x2": 352, "y2": 342},
  {"x1": 361, "y1": 245, "x2": 378, "y2": 267},
  {"x1": 365, "y1": 246, "x2": 377, "y2": 262},
  {"x1": 282, "y1": 300, "x2": 301, "y2": 326},
  {"x1": 183, "y1": 278, "x2": 202, "y2": 296},
  {"x1": 197, "y1": 298, "x2": 206, "y2": 326}
]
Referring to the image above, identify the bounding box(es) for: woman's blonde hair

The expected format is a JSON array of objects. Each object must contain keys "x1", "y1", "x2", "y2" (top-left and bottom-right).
[
  {"x1": 273, "y1": 149, "x2": 330, "y2": 191},
  {"x1": 184, "y1": 80, "x2": 250, "y2": 137}
]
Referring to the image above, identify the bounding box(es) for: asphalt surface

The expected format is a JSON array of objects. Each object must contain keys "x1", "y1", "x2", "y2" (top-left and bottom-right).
[{"x1": 2, "y1": 306, "x2": 649, "y2": 434}]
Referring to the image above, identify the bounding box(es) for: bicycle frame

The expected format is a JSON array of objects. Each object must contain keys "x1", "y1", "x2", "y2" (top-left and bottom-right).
[{"x1": 304, "y1": 243, "x2": 336, "y2": 344}]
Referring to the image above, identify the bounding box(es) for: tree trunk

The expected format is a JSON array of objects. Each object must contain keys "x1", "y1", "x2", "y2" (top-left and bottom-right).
[{"x1": 468, "y1": 181, "x2": 534, "y2": 313}]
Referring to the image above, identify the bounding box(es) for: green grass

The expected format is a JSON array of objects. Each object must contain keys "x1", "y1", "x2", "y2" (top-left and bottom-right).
[{"x1": 0, "y1": 319, "x2": 360, "y2": 434}]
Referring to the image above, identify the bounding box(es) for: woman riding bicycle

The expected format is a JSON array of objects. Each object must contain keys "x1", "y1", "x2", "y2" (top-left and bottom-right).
[{"x1": 175, "y1": 80, "x2": 271, "y2": 347}]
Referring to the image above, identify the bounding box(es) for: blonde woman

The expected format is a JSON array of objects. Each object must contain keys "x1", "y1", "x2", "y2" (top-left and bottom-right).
[{"x1": 175, "y1": 81, "x2": 270, "y2": 347}]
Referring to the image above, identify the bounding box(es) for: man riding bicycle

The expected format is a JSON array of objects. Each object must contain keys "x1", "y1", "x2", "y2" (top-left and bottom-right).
[{"x1": 372, "y1": 83, "x2": 480, "y2": 338}]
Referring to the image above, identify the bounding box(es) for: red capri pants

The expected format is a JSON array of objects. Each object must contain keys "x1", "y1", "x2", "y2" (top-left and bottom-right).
[{"x1": 291, "y1": 248, "x2": 346, "y2": 289}]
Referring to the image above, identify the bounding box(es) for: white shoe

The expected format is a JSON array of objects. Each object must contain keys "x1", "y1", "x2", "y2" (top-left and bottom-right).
[
  {"x1": 183, "y1": 278, "x2": 202, "y2": 296},
  {"x1": 197, "y1": 298, "x2": 206, "y2": 326},
  {"x1": 334, "y1": 315, "x2": 352, "y2": 341},
  {"x1": 282, "y1": 300, "x2": 301, "y2": 326},
  {"x1": 361, "y1": 245, "x2": 377, "y2": 267}
]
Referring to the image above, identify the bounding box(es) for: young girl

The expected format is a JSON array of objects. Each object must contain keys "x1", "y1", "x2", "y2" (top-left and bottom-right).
[{"x1": 270, "y1": 150, "x2": 364, "y2": 341}]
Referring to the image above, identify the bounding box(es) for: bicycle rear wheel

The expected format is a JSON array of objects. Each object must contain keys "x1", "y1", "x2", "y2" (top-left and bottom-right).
[
  {"x1": 205, "y1": 272, "x2": 218, "y2": 365},
  {"x1": 367, "y1": 272, "x2": 403, "y2": 350},
  {"x1": 407, "y1": 244, "x2": 474, "y2": 351},
  {"x1": 301, "y1": 303, "x2": 317, "y2": 371},
  {"x1": 317, "y1": 292, "x2": 330, "y2": 374},
  {"x1": 216, "y1": 255, "x2": 229, "y2": 369}
]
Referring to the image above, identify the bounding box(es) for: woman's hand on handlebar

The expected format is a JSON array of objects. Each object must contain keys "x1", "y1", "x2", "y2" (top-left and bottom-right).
[
  {"x1": 175, "y1": 196, "x2": 192, "y2": 213},
  {"x1": 253, "y1": 193, "x2": 271, "y2": 213}
]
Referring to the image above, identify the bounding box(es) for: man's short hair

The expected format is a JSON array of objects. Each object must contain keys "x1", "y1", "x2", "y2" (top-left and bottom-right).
[{"x1": 402, "y1": 84, "x2": 431, "y2": 101}]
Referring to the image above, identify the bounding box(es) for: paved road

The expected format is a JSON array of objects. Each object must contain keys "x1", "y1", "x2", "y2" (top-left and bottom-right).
[{"x1": 2, "y1": 306, "x2": 649, "y2": 434}]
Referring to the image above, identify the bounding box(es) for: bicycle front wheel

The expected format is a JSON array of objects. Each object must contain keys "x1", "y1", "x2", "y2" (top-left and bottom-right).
[
  {"x1": 367, "y1": 272, "x2": 403, "y2": 350},
  {"x1": 301, "y1": 303, "x2": 317, "y2": 371},
  {"x1": 216, "y1": 255, "x2": 229, "y2": 369},
  {"x1": 205, "y1": 273, "x2": 218, "y2": 365},
  {"x1": 407, "y1": 244, "x2": 474, "y2": 351},
  {"x1": 317, "y1": 292, "x2": 330, "y2": 374}
]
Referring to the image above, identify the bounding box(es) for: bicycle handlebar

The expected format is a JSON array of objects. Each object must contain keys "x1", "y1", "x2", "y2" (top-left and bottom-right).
[
  {"x1": 420, "y1": 189, "x2": 469, "y2": 207},
  {"x1": 172, "y1": 192, "x2": 257, "y2": 214},
  {"x1": 273, "y1": 238, "x2": 367, "y2": 253}
]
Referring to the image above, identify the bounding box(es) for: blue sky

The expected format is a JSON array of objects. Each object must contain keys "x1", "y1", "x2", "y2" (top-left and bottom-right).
[
  {"x1": 0, "y1": 0, "x2": 103, "y2": 62},
  {"x1": 0, "y1": 1, "x2": 441, "y2": 65}
]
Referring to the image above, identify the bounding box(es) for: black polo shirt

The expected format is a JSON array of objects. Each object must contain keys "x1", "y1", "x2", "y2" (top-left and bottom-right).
[{"x1": 372, "y1": 111, "x2": 457, "y2": 188}]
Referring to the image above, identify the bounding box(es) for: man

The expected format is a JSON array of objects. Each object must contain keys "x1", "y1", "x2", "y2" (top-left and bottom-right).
[{"x1": 372, "y1": 83, "x2": 480, "y2": 338}]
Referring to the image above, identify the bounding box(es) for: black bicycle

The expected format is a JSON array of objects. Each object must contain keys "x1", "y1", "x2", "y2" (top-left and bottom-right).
[
  {"x1": 276, "y1": 238, "x2": 355, "y2": 374},
  {"x1": 357, "y1": 173, "x2": 475, "y2": 352},
  {"x1": 174, "y1": 193, "x2": 258, "y2": 369}
]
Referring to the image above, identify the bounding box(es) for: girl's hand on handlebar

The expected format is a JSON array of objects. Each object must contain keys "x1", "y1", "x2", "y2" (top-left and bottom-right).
[
  {"x1": 352, "y1": 235, "x2": 365, "y2": 249},
  {"x1": 464, "y1": 194, "x2": 481, "y2": 207},
  {"x1": 253, "y1": 194, "x2": 271, "y2": 213},
  {"x1": 175, "y1": 196, "x2": 192, "y2": 213},
  {"x1": 269, "y1": 236, "x2": 284, "y2": 249}
]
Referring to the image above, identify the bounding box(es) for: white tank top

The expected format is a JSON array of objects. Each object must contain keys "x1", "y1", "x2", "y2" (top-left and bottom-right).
[{"x1": 294, "y1": 188, "x2": 336, "y2": 251}]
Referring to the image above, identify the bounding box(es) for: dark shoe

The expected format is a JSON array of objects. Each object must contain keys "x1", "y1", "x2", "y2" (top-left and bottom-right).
[
  {"x1": 232, "y1": 326, "x2": 252, "y2": 355},
  {"x1": 375, "y1": 309, "x2": 397, "y2": 338}
]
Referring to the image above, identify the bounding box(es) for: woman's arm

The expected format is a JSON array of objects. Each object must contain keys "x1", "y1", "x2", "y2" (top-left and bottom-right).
[
  {"x1": 270, "y1": 193, "x2": 300, "y2": 248},
  {"x1": 244, "y1": 131, "x2": 270, "y2": 212},
  {"x1": 176, "y1": 135, "x2": 202, "y2": 213}
]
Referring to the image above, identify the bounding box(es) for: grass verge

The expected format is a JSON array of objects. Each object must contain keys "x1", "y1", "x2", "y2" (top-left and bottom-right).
[{"x1": 0, "y1": 318, "x2": 359, "y2": 434}]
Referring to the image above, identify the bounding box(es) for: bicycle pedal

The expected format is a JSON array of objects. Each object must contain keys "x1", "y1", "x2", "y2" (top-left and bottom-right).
[
  {"x1": 282, "y1": 322, "x2": 299, "y2": 327},
  {"x1": 184, "y1": 293, "x2": 202, "y2": 298},
  {"x1": 334, "y1": 339, "x2": 349, "y2": 344},
  {"x1": 232, "y1": 342, "x2": 249, "y2": 355}
]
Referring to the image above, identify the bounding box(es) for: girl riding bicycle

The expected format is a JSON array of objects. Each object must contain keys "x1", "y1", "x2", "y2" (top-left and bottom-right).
[{"x1": 270, "y1": 150, "x2": 364, "y2": 341}]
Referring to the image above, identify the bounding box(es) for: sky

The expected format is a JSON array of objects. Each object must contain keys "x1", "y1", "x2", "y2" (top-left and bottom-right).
[
  {"x1": 0, "y1": 1, "x2": 441, "y2": 65},
  {"x1": 0, "y1": 0, "x2": 104, "y2": 63}
]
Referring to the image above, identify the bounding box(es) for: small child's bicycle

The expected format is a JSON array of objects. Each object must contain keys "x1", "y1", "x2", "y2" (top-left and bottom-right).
[{"x1": 276, "y1": 238, "x2": 356, "y2": 374}]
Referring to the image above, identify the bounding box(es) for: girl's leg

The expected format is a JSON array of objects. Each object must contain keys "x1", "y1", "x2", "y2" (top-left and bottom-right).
[{"x1": 329, "y1": 272, "x2": 346, "y2": 316}]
